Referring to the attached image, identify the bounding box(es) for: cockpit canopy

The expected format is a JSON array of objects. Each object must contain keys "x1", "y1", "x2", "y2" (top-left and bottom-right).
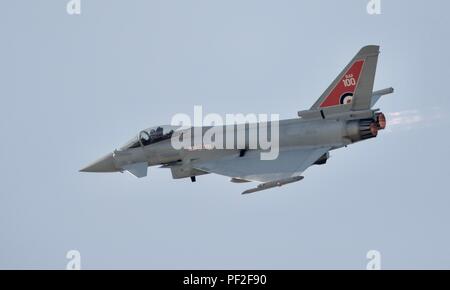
[{"x1": 121, "y1": 125, "x2": 179, "y2": 149}]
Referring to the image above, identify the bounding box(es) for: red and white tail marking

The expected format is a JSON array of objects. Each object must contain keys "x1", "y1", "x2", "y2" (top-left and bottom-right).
[{"x1": 320, "y1": 60, "x2": 365, "y2": 108}]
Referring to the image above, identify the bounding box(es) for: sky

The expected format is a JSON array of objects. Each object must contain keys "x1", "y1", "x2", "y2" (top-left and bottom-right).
[{"x1": 1, "y1": 0, "x2": 450, "y2": 269}]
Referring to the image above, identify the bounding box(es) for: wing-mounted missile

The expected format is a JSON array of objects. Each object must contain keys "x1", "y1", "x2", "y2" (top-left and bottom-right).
[{"x1": 242, "y1": 176, "x2": 304, "y2": 195}]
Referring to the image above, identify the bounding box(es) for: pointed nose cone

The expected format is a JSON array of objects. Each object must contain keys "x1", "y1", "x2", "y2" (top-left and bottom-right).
[{"x1": 80, "y1": 153, "x2": 117, "y2": 173}]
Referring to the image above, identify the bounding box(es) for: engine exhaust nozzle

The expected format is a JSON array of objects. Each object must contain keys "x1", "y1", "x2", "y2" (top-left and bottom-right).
[
  {"x1": 370, "y1": 122, "x2": 379, "y2": 137},
  {"x1": 376, "y1": 112, "x2": 387, "y2": 130},
  {"x1": 346, "y1": 118, "x2": 379, "y2": 142}
]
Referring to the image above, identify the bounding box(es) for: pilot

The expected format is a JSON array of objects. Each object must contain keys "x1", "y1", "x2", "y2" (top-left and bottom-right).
[{"x1": 155, "y1": 127, "x2": 163, "y2": 137}]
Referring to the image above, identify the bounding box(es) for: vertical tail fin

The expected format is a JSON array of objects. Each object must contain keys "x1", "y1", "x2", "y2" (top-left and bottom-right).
[{"x1": 311, "y1": 45, "x2": 379, "y2": 112}]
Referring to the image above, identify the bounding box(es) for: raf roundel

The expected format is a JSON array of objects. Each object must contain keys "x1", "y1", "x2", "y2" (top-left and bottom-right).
[{"x1": 340, "y1": 92, "x2": 354, "y2": 105}]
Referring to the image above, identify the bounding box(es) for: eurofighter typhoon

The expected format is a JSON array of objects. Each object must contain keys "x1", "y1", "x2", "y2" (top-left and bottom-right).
[{"x1": 80, "y1": 45, "x2": 394, "y2": 194}]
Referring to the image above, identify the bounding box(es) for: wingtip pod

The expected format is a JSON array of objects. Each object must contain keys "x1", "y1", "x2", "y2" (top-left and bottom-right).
[{"x1": 242, "y1": 176, "x2": 304, "y2": 195}]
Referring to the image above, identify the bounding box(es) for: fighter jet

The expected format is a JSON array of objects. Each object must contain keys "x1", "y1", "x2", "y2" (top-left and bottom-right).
[{"x1": 80, "y1": 45, "x2": 394, "y2": 194}]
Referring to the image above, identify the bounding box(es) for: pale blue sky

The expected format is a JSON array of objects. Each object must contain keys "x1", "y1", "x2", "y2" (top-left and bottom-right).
[{"x1": 1, "y1": 0, "x2": 450, "y2": 269}]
